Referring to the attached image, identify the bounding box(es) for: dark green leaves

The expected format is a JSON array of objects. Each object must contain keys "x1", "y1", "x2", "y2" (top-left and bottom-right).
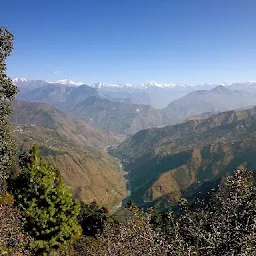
[
  {"x1": 13, "y1": 145, "x2": 80, "y2": 254},
  {"x1": 0, "y1": 27, "x2": 17, "y2": 191}
]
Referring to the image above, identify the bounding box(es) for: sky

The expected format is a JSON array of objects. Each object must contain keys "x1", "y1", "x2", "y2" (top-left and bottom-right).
[{"x1": 1, "y1": 0, "x2": 256, "y2": 85}]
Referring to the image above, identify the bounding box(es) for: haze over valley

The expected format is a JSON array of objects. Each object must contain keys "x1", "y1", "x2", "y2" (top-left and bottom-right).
[
  {"x1": 10, "y1": 77, "x2": 256, "y2": 210},
  {"x1": 14, "y1": 78, "x2": 256, "y2": 135},
  {"x1": 2, "y1": 1, "x2": 256, "y2": 254}
]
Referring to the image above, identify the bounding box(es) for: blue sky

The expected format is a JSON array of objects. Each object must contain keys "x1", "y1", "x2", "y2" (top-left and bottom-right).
[{"x1": 1, "y1": 0, "x2": 256, "y2": 85}]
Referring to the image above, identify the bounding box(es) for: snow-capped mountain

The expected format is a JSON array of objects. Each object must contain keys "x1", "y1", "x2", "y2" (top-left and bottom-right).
[
  {"x1": 48, "y1": 79, "x2": 84, "y2": 86},
  {"x1": 90, "y1": 82, "x2": 134, "y2": 89},
  {"x1": 12, "y1": 77, "x2": 193, "y2": 89},
  {"x1": 90, "y1": 81, "x2": 193, "y2": 89},
  {"x1": 12, "y1": 77, "x2": 256, "y2": 109},
  {"x1": 12, "y1": 78, "x2": 28, "y2": 83},
  {"x1": 142, "y1": 81, "x2": 175, "y2": 88},
  {"x1": 90, "y1": 80, "x2": 256, "y2": 89},
  {"x1": 141, "y1": 81, "x2": 192, "y2": 89}
]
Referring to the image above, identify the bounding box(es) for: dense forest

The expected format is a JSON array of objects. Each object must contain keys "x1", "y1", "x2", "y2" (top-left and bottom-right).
[{"x1": 1, "y1": 28, "x2": 256, "y2": 256}]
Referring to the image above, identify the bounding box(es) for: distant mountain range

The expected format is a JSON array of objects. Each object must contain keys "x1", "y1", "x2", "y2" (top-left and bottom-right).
[
  {"x1": 16, "y1": 80, "x2": 97, "y2": 109},
  {"x1": 12, "y1": 78, "x2": 256, "y2": 211},
  {"x1": 13, "y1": 78, "x2": 84, "y2": 87},
  {"x1": 90, "y1": 81, "x2": 193, "y2": 89},
  {"x1": 13, "y1": 77, "x2": 256, "y2": 90},
  {"x1": 13, "y1": 78, "x2": 198, "y2": 108},
  {"x1": 112, "y1": 106, "x2": 256, "y2": 208},
  {"x1": 14, "y1": 80, "x2": 164, "y2": 135},
  {"x1": 13, "y1": 78, "x2": 193, "y2": 89},
  {"x1": 67, "y1": 96, "x2": 164, "y2": 135},
  {"x1": 10, "y1": 100, "x2": 126, "y2": 210},
  {"x1": 162, "y1": 85, "x2": 256, "y2": 125},
  {"x1": 13, "y1": 78, "x2": 256, "y2": 135}
]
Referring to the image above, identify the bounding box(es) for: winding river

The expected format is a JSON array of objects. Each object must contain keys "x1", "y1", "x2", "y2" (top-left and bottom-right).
[{"x1": 105, "y1": 146, "x2": 132, "y2": 209}]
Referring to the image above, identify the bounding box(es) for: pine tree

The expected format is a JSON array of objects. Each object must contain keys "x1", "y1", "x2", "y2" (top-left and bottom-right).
[
  {"x1": 0, "y1": 27, "x2": 18, "y2": 191},
  {"x1": 13, "y1": 145, "x2": 81, "y2": 254}
]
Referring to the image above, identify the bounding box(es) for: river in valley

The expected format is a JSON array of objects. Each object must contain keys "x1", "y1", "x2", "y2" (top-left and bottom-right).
[{"x1": 105, "y1": 145, "x2": 132, "y2": 210}]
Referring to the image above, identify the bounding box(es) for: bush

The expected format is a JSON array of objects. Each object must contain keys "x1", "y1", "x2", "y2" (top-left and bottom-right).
[
  {"x1": 158, "y1": 169, "x2": 256, "y2": 255},
  {"x1": 0, "y1": 193, "x2": 33, "y2": 255},
  {"x1": 78, "y1": 201, "x2": 108, "y2": 237}
]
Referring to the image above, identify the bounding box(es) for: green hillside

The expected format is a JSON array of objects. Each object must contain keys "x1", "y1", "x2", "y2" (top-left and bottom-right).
[{"x1": 112, "y1": 106, "x2": 256, "y2": 208}]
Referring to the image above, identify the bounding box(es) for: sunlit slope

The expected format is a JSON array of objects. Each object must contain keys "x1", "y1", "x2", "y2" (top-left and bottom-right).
[
  {"x1": 10, "y1": 100, "x2": 127, "y2": 210},
  {"x1": 113, "y1": 106, "x2": 256, "y2": 208}
]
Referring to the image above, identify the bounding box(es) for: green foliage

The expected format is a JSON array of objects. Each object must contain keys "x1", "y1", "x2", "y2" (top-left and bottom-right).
[
  {"x1": 12, "y1": 145, "x2": 81, "y2": 254},
  {"x1": 0, "y1": 27, "x2": 18, "y2": 191},
  {"x1": 49, "y1": 169, "x2": 256, "y2": 255},
  {"x1": 78, "y1": 201, "x2": 108, "y2": 237}
]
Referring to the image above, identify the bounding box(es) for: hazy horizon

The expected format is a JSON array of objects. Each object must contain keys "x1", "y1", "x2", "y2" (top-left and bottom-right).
[
  {"x1": 2, "y1": 0, "x2": 256, "y2": 84},
  {"x1": 12, "y1": 77, "x2": 256, "y2": 88}
]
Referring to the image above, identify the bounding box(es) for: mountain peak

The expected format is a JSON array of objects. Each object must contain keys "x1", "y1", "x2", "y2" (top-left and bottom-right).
[
  {"x1": 91, "y1": 82, "x2": 104, "y2": 88},
  {"x1": 49, "y1": 79, "x2": 84, "y2": 86},
  {"x1": 12, "y1": 78, "x2": 27, "y2": 83},
  {"x1": 211, "y1": 85, "x2": 231, "y2": 93},
  {"x1": 90, "y1": 82, "x2": 133, "y2": 88},
  {"x1": 141, "y1": 81, "x2": 192, "y2": 89},
  {"x1": 142, "y1": 81, "x2": 176, "y2": 88},
  {"x1": 90, "y1": 81, "x2": 192, "y2": 89}
]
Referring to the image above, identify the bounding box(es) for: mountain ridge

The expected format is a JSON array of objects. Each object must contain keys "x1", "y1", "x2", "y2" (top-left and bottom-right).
[
  {"x1": 112, "y1": 106, "x2": 256, "y2": 208},
  {"x1": 10, "y1": 100, "x2": 127, "y2": 210},
  {"x1": 13, "y1": 77, "x2": 256, "y2": 90},
  {"x1": 14, "y1": 79, "x2": 256, "y2": 135}
]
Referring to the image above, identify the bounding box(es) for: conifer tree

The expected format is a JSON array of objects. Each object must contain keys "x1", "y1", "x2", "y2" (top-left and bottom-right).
[
  {"x1": 13, "y1": 145, "x2": 80, "y2": 254},
  {"x1": 0, "y1": 27, "x2": 18, "y2": 191}
]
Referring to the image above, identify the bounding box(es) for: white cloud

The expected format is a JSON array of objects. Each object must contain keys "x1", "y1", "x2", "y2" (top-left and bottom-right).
[{"x1": 53, "y1": 70, "x2": 62, "y2": 74}]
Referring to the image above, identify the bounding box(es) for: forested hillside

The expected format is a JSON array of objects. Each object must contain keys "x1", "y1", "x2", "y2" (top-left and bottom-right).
[{"x1": 113, "y1": 106, "x2": 256, "y2": 208}]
